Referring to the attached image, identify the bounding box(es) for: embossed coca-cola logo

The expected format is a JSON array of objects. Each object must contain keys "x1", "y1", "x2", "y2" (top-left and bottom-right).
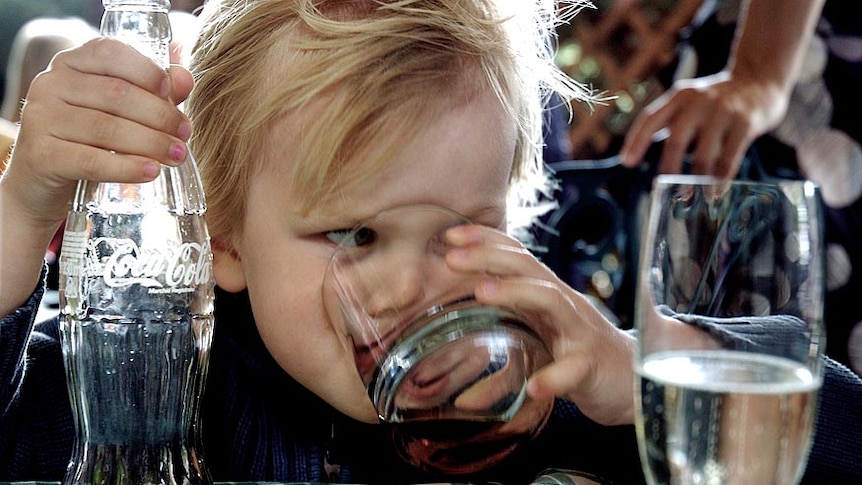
[{"x1": 89, "y1": 237, "x2": 213, "y2": 290}]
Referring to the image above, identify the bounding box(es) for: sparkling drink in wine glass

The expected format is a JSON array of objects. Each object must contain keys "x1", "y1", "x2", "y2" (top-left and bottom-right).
[{"x1": 633, "y1": 175, "x2": 825, "y2": 485}]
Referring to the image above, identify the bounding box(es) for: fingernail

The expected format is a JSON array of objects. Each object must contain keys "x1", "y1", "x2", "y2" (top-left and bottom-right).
[
  {"x1": 619, "y1": 150, "x2": 630, "y2": 165},
  {"x1": 446, "y1": 224, "x2": 482, "y2": 244},
  {"x1": 177, "y1": 120, "x2": 192, "y2": 140},
  {"x1": 143, "y1": 161, "x2": 160, "y2": 178},
  {"x1": 169, "y1": 142, "x2": 186, "y2": 162},
  {"x1": 479, "y1": 279, "x2": 499, "y2": 297},
  {"x1": 446, "y1": 225, "x2": 467, "y2": 241}
]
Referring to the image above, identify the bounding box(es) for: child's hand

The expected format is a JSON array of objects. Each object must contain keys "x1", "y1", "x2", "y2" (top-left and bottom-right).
[
  {"x1": 445, "y1": 223, "x2": 637, "y2": 426},
  {"x1": 4, "y1": 37, "x2": 194, "y2": 226},
  {"x1": 0, "y1": 37, "x2": 194, "y2": 316}
]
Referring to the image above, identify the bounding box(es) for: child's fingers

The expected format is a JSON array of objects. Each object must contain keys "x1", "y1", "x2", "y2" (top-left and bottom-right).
[
  {"x1": 21, "y1": 88, "x2": 186, "y2": 171},
  {"x1": 53, "y1": 69, "x2": 190, "y2": 140},
  {"x1": 51, "y1": 102, "x2": 186, "y2": 168},
  {"x1": 21, "y1": 38, "x2": 192, "y2": 173},
  {"x1": 47, "y1": 140, "x2": 163, "y2": 184},
  {"x1": 53, "y1": 38, "x2": 171, "y2": 96},
  {"x1": 34, "y1": 42, "x2": 191, "y2": 143},
  {"x1": 445, "y1": 224, "x2": 555, "y2": 281}
]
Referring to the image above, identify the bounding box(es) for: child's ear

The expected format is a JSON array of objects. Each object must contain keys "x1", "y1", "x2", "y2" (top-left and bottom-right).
[{"x1": 212, "y1": 237, "x2": 247, "y2": 292}]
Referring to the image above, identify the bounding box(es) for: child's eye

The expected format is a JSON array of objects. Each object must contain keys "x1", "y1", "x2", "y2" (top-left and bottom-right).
[{"x1": 325, "y1": 227, "x2": 377, "y2": 247}]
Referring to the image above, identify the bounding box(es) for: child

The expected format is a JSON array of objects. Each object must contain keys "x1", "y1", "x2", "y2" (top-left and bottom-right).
[{"x1": 0, "y1": 0, "x2": 859, "y2": 483}]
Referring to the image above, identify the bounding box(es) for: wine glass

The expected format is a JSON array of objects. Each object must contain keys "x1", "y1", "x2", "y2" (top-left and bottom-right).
[
  {"x1": 322, "y1": 204, "x2": 554, "y2": 475},
  {"x1": 633, "y1": 175, "x2": 825, "y2": 485}
]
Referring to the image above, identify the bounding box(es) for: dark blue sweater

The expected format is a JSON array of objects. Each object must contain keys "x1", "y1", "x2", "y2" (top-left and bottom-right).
[{"x1": 1, "y1": 279, "x2": 860, "y2": 484}]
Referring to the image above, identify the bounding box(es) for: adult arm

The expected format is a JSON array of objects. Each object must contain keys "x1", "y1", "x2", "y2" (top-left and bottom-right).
[{"x1": 620, "y1": 0, "x2": 825, "y2": 177}]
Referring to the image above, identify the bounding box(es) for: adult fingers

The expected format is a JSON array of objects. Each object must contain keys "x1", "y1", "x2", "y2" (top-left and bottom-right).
[
  {"x1": 657, "y1": 101, "x2": 703, "y2": 174},
  {"x1": 689, "y1": 108, "x2": 731, "y2": 175},
  {"x1": 714, "y1": 116, "x2": 752, "y2": 178},
  {"x1": 619, "y1": 93, "x2": 677, "y2": 167}
]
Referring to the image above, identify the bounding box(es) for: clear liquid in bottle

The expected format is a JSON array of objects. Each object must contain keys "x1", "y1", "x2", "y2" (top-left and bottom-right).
[{"x1": 58, "y1": 2, "x2": 215, "y2": 484}]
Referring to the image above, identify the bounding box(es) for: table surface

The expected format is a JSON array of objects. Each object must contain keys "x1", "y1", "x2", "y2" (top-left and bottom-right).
[{"x1": 0, "y1": 469, "x2": 607, "y2": 485}]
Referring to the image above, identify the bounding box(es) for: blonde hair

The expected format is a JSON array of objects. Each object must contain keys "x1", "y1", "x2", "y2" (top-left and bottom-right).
[{"x1": 186, "y1": 0, "x2": 591, "y2": 246}]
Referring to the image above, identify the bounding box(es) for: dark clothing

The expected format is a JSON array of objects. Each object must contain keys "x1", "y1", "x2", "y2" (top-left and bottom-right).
[
  {"x1": 0, "y1": 277, "x2": 643, "y2": 484},
  {"x1": 2, "y1": 274, "x2": 861, "y2": 483}
]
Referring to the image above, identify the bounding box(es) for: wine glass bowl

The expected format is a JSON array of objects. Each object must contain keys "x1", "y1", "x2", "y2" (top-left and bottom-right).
[{"x1": 634, "y1": 175, "x2": 824, "y2": 485}]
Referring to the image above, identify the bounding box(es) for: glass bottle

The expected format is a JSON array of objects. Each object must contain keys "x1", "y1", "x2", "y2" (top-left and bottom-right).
[{"x1": 58, "y1": 1, "x2": 215, "y2": 484}]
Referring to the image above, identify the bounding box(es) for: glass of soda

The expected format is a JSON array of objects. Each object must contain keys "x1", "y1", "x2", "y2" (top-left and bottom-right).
[{"x1": 322, "y1": 204, "x2": 553, "y2": 474}]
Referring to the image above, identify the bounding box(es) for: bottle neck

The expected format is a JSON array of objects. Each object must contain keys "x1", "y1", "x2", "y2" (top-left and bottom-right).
[{"x1": 101, "y1": 1, "x2": 172, "y2": 69}]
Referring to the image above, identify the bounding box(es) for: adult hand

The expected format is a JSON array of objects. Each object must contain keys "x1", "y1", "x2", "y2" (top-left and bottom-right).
[{"x1": 619, "y1": 71, "x2": 790, "y2": 177}]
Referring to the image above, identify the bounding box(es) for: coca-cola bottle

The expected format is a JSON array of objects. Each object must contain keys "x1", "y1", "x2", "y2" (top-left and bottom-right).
[{"x1": 57, "y1": 1, "x2": 214, "y2": 485}]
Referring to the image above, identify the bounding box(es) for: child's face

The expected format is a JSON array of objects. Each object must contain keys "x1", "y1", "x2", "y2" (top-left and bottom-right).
[{"x1": 212, "y1": 86, "x2": 517, "y2": 422}]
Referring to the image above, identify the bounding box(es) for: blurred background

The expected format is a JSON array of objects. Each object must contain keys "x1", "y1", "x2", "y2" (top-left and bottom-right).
[
  {"x1": 540, "y1": 0, "x2": 862, "y2": 379},
  {"x1": 0, "y1": 0, "x2": 203, "y2": 98}
]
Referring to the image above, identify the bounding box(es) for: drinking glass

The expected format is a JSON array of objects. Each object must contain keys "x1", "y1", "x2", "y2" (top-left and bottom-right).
[
  {"x1": 634, "y1": 175, "x2": 825, "y2": 485},
  {"x1": 322, "y1": 205, "x2": 554, "y2": 474}
]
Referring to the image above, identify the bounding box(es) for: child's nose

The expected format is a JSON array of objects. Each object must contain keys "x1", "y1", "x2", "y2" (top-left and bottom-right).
[{"x1": 363, "y1": 246, "x2": 428, "y2": 321}]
